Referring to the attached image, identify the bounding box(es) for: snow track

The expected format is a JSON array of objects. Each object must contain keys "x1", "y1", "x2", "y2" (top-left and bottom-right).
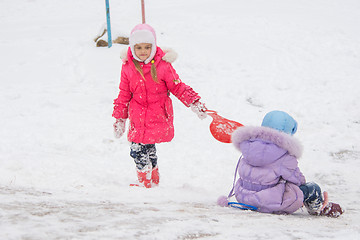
[{"x1": 1, "y1": 186, "x2": 359, "y2": 240}]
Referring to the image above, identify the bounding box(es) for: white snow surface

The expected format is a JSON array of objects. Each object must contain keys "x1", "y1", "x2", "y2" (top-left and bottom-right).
[{"x1": 1, "y1": 0, "x2": 360, "y2": 239}]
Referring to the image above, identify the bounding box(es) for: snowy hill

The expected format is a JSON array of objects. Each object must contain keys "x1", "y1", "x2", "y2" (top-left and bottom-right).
[{"x1": 1, "y1": 0, "x2": 360, "y2": 239}]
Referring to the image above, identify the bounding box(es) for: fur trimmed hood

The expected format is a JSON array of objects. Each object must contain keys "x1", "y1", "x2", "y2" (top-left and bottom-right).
[
  {"x1": 232, "y1": 126, "x2": 303, "y2": 158},
  {"x1": 120, "y1": 47, "x2": 178, "y2": 64}
]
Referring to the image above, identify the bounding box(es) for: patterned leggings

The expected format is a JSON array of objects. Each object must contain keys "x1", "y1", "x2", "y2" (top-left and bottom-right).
[
  {"x1": 300, "y1": 182, "x2": 324, "y2": 213},
  {"x1": 130, "y1": 142, "x2": 158, "y2": 170}
]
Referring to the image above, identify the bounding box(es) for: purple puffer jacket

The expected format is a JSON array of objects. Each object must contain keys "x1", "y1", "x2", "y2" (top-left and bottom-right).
[{"x1": 231, "y1": 126, "x2": 306, "y2": 214}]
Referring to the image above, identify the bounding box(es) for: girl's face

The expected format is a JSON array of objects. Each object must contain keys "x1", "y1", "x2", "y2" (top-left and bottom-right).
[{"x1": 134, "y1": 43, "x2": 152, "y2": 61}]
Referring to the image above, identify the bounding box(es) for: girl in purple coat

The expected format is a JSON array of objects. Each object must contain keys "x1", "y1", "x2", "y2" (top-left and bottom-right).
[
  {"x1": 112, "y1": 24, "x2": 207, "y2": 188},
  {"x1": 218, "y1": 110, "x2": 343, "y2": 217}
]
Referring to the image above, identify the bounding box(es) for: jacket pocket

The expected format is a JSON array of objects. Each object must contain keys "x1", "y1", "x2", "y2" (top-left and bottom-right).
[{"x1": 164, "y1": 97, "x2": 173, "y2": 119}]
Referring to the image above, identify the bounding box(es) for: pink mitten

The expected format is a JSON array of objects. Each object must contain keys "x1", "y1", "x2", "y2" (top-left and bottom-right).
[
  {"x1": 113, "y1": 119, "x2": 126, "y2": 138},
  {"x1": 190, "y1": 100, "x2": 207, "y2": 120}
]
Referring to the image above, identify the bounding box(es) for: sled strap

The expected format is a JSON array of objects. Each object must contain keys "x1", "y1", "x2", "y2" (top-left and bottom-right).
[
  {"x1": 227, "y1": 155, "x2": 242, "y2": 198},
  {"x1": 228, "y1": 202, "x2": 258, "y2": 211}
]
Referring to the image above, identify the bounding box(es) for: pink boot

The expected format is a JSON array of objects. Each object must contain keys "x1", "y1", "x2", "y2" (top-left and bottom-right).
[
  {"x1": 151, "y1": 166, "x2": 160, "y2": 185},
  {"x1": 136, "y1": 168, "x2": 152, "y2": 188}
]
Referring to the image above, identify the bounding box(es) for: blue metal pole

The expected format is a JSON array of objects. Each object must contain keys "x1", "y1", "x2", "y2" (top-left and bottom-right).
[{"x1": 105, "y1": 0, "x2": 112, "y2": 48}]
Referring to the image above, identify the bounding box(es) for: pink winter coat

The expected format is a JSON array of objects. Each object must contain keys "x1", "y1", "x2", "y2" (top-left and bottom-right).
[{"x1": 112, "y1": 47, "x2": 201, "y2": 144}]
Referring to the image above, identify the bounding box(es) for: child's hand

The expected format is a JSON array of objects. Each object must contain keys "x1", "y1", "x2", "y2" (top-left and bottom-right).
[
  {"x1": 190, "y1": 100, "x2": 207, "y2": 120},
  {"x1": 113, "y1": 119, "x2": 126, "y2": 138}
]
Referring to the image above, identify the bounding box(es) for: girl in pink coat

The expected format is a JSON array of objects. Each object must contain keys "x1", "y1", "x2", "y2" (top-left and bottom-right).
[{"x1": 112, "y1": 24, "x2": 207, "y2": 188}]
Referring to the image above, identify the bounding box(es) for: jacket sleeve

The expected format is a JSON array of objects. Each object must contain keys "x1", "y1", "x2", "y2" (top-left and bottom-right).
[
  {"x1": 112, "y1": 66, "x2": 132, "y2": 119},
  {"x1": 279, "y1": 156, "x2": 306, "y2": 186},
  {"x1": 163, "y1": 63, "x2": 200, "y2": 107}
]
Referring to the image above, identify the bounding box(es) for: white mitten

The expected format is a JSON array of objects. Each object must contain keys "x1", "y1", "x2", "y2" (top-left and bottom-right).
[
  {"x1": 190, "y1": 101, "x2": 207, "y2": 120},
  {"x1": 113, "y1": 119, "x2": 126, "y2": 138}
]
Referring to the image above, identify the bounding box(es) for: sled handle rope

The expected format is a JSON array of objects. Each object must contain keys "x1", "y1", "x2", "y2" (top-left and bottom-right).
[
  {"x1": 226, "y1": 155, "x2": 258, "y2": 211},
  {"x1": 227, "y1": 156, "x2": 242, "y2": 198}
]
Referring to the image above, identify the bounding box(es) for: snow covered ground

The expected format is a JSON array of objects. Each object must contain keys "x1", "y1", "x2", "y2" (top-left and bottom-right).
[{"x1": 1, "y1": 0, "x2": 360, "y2": 239}]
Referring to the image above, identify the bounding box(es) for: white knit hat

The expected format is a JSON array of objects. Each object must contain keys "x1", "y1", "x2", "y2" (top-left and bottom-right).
[{"x1": 129, "y1": 24, "x2": 157, "y2": 64}]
